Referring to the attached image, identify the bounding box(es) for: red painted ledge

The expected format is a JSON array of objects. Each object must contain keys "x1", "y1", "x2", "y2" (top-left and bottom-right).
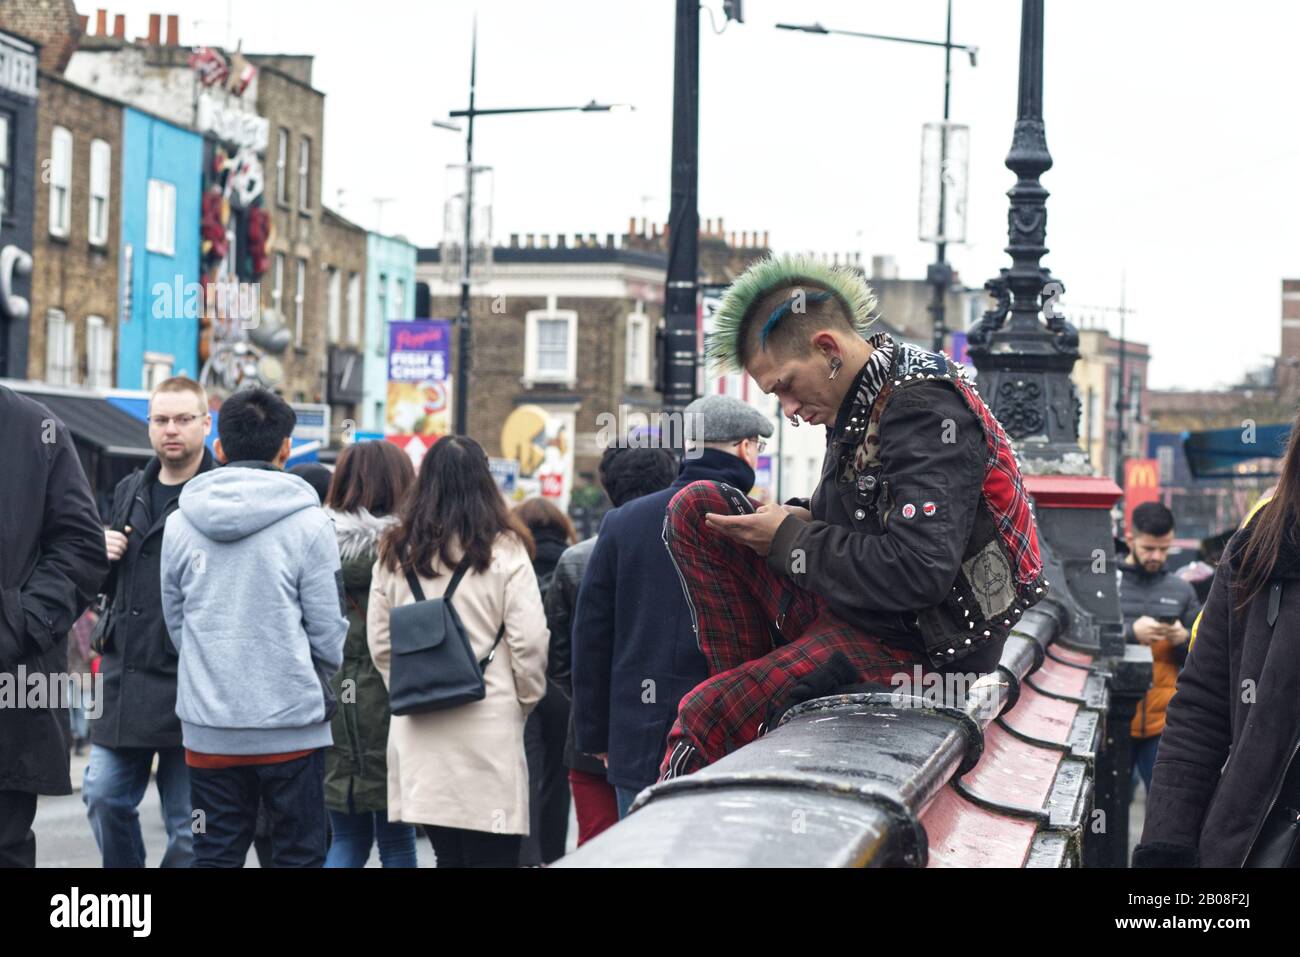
[{"x1": 1025, "y1": 475, "x2": 1122, "y2": 509}]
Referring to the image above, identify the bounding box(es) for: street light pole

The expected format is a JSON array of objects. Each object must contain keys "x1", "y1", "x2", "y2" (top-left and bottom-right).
[
  {"x1": 454, "y1": 19, "x2": 478, "y2": 438},
  {"x1": 928, "y1": 0, "x2": 954, "y2": 353},
  {"x1": 775, "y1": 13, "x2": 976, "y2": 353},
  {"x1": 438, "y1": 22, "x2": 630, "y2": 437},
  {"x1": 663, "y1": 0, "x2": 700, "y2": 416}
]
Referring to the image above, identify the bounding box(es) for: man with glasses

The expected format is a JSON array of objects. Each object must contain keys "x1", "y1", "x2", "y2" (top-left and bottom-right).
[
  {"x1": 83, "y1": 376, "x2": 215, "y2": 867},
  {"x1": 573, "y1": 394, "x2": 774, "y2": 817}
]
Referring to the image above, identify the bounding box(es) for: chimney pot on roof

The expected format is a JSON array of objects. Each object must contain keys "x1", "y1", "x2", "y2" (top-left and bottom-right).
[
  {"x1": 525, "y1": 233, "x2": 534, "y2": 248},
  {"x1": 78, "y1": 14, "x2": 90, "y2": 33},
  {"x1": 651, "y1": 223, "x2": 659, "y2": 238},
  {"x1": 605, "y1": 233, "x2": 615, "y2": 248},
  {"x1": 627, "y1": 215, "x2": 636, "y2": 237},
  {"x1": 166, "y1": 14, "x2": 179, "y2": 46},
  {"x1": 717, "y1": 216, "x2": 724, "y2": 235},
  {"x1": 96, "y1": 9, "x2": 108, "y2": 35},
  {"x1": 705, "y1": 218, "x2": 713, "y2": 234},
  {"x1": 762, "y1": 230, "x2": 769, "y2": 247},
  {"x1": 557, "y1": 234, "x2": 566, "y2": 248},
  {"x1": 639, "y1": 217, "x2": 647, "y2": 236},
  {"x1": 540, "y1": 234, "x2": 550, "y2": 249},
  {"x1": 146, "y1": 13, "x2": 161, "y2": 45},
  {"x1": 113, "y1": 13, "x2": 126, "y2": 37},
  {"x1": 509, "y1": 233, "x2": 519, "y2": 248}
]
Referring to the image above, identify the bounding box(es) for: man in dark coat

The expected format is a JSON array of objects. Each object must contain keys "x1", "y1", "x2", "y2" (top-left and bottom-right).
[
  {"x1": 573, "y1": 395, "x2": 774, "y2": 815},
  {"x1": 658, "y1": 255, "x2": 1045, "y2": 778},
  {"x1": 85, "y1": 376, "x2": 215, "y2": 867},
  {"x1": 548, "y1": 445, "x2": 678, "y2": 845},
  {"x1": 0, "y1": 384, "x2": 109, "y2": 867}
]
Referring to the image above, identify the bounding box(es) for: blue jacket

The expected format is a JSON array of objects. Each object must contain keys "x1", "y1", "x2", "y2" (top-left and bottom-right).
[{"x1": 572, "y1": 449, "x2": 755, "y2": 791}]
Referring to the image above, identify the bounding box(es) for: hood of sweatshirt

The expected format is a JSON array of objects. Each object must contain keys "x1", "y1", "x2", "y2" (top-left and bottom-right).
[{"x1": 178, "y1": 463, "x2": 321, "y2": 542}]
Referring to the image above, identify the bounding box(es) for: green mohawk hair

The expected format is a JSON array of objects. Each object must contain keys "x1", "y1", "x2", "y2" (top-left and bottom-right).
[{"x1": 704, "y1": 253, "x2": 879, "y2": 374}]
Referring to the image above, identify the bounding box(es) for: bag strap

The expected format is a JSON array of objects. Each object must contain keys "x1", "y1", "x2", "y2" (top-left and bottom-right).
[
  {"x1": 1268, "y1": 581, "x2": 1284, "y2": 629},
  {"x1": 403, "y1": 553, "x2": 504, "y2": 673},
  {"x1": 402, "y1": 555, "x2": 471, "y2": 604}
]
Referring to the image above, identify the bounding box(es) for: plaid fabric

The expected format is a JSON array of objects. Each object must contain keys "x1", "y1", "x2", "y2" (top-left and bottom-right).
[
  {"x1": 947, "y1": 370, "x2": 1043, "y2": 587},
  {"x1": 659, "y1": 482, "x2": 926, "y2": 778}
]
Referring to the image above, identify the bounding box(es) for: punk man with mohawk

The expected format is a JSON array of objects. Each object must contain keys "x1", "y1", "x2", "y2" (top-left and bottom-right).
[{"x1": 659, "y1": 254, "x2": 1045, "y2": 780}]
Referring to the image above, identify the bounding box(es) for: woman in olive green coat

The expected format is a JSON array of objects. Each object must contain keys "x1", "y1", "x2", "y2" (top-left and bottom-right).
[{"x1": 322, "y1": 440, "x2": 417, "y2": 867}]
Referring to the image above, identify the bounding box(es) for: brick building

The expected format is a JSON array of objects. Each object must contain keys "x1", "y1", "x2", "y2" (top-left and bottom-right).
[
  {"x1": 248, "y1": 53, "x2": 326, "y2": 404},
  {"x1": 0, "y1": 0, "x2": 80, "y2": 74},
  {"x1": 26, "y1": 69, "x2": 121, "y2": 387},
  {"x1": 318, "y1": 205, "x2": 367, "y2": 436}
]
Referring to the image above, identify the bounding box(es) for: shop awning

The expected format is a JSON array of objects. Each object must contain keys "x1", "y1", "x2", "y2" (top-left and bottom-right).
[
  {"x1": 1183, "y1": 424, "x2": 1290, "y2": 479},
  {"x1": 5, "y1": 384, "x2": 153, "y2": 458}
]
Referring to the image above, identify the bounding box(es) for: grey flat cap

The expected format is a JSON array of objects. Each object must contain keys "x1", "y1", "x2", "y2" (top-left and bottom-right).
[{"x1": 684, "y1": 394, "x2": 775, "y2": 443}]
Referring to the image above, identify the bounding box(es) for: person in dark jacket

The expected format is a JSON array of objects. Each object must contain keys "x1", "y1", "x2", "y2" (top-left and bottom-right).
[
  {"x1": 1135, "y1": 416, "x2": 1300, "y2": 867},
  {"x1": 657, "y1": 255, "x2": 1045, "y2": 779},
  {"x1": 0, "y1": 384, "x2": 109, "y2": 868},
  {"x1": 323, "y1": 439, "x2": 418, "y2": 867},
  {"x1": 573, "y1": 396, "x2": 773, "y2": 815},
  {"x1": 513, "y1": 497, "x2": 577, "y2": 866},
  {"x1": 546, "y1": 446, "x2": 678, "y2": 846},
  {"x1": 1119, "y1": 501, "x2": 1199, "y2": 799},
  {"x1": 83, "y1": 376, "x2": 216, "y2": 868}
]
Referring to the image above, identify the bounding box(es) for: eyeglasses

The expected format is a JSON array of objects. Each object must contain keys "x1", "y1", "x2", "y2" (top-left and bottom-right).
[
  {"x1": 736, "y1": 437, "x2": 767, "y2": 453},
  {"x1": 149, "y1": 414, "x2": 202, "y2": 428}
]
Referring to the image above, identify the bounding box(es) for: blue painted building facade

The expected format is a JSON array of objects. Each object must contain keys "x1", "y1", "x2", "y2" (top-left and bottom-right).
[
  {"x1": 117, "y1": 107, "x2": 202, "y2": 389},
  {"x1": 363, "y1": 231, "x2": 418, "y2": 431}
]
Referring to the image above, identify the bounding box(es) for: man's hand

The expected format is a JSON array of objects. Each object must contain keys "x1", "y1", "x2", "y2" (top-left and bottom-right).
[
  {"x1": 595, "y1": 752, "x2": 608, "y2": 769},
  {"x1": 104, "y1": 526, "x2": 131, "y2": 563},
  {"x1": 1131, "y1": 615, "x2": 1165, "y2": 645},
  {"x1": 784, "y1": 505, "x2": 812, "y2": 523},
  {"x1": 705, "y1": 504, "x2": 790, "y2": 556},
  {"x1": 1164, "y1": 620, "x2": 1190, "y2": 646}
]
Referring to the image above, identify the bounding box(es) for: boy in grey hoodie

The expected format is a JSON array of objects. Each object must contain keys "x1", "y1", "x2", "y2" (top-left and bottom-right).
[{"x1": 161, "y1": 388, "x2": 347, "y2": 867}]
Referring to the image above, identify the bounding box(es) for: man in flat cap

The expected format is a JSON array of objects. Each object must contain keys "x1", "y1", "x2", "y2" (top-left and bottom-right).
[
  {"x1": 572, "y1": 396, "x2": 773, "y2": 816},
  {"x1": 659, "y1": 254, "x2": 1046, "y2": 780}
]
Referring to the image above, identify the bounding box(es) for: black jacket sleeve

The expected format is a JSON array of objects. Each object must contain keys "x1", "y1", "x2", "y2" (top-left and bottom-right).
[
  {"x1": 1133, "y1": 557, "x2": 1233, "y2": 864},
  {"x1": 544, "y1": 547, "x2": 582, "y2": 697},
  {"x1": 0, "y1": 416, "x2": 109, "y2": 670},
  {"x1": 572, "y1": 520, "x2": 619, "y2": 755},
  {"x1": 767, "y1": 384, "x2": 985, "y2": 621}
]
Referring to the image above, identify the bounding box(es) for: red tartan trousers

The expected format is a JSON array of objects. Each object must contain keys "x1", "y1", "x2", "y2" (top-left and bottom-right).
[{"x1": 659, "y1": 481, "x2": 926, "y2": 780}]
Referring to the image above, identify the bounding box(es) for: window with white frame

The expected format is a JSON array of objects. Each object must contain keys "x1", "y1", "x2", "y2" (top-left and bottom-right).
[
  {"x1": 85, "y1": 315, "x2": 113, "y2": 388},
  {"x1": 298, "y1": 136, "x2": 311, "y2": 211},
  {"x1": 272, "y1": 252, "x2": 285, "y2": 317},
  {"x1": 88, "y1": 139, "x2": 111, "y2": 245},
  {"x1": 49, "y1": 126, "x2": 72, "y2": 237},
  {"x1": 146, "y1": 179, "x2": 176, "y2": 255},
  {"x1": 45, "y1": 309, "x2": 76, "y2": 385},
  {"x1": 625, "y1": 309, "x2": 650, "y2": 386},
  {"x1": 294, "y1": 257, "x2": 307, "y2": 346},
  {"x1": 0, "y1": 112, "x2": 12, "y2": 219},
  {"x1": 326, "y1": 266, "x2": 341, "y2": 342},
  {"x1": 525, "y1": 302, "x2": 578, "y2": 384},
  {"x1": 276, "y1": 127, "x2": 289, "y2": 205},
  {"x1": 346, "y1": 272, "x2": 361, "y2": 345}
]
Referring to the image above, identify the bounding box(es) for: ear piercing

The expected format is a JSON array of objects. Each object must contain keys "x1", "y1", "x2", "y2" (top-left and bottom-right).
[
  {"x1": 828, "y1": 355, "x2": 843, "y2": 380},
  {"x1": 788, "y1": 414, "x2": 801, "y2": 428}
]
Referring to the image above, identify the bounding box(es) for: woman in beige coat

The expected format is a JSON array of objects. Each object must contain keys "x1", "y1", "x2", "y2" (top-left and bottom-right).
[{"x1": 367, "y1": 436, "x2": 549, "y2": 867}]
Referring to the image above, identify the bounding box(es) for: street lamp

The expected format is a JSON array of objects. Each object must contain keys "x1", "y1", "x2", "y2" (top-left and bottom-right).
[
  {"x1": 777, "y1": 5, "x2": 978, "y2": 352},
  {"x1": 434, "y1": 19, "x2": 633, "y2": 437}
]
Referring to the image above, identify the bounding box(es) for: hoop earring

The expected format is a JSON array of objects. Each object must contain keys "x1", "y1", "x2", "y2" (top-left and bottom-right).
[
  {"x1": 788, "y1": 414, "x2": 800, "y2": 428},
  {"x1": 828, "y1": 355, "x2": 843, "y2": 380}
]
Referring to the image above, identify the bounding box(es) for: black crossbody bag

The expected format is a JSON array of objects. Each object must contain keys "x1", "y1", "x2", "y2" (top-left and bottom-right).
[{"x1": 387, "y1": 558, "x2": 504, "y2": 716}]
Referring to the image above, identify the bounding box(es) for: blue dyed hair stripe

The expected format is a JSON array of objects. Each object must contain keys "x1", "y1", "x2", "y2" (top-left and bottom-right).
[{"x1": 759, "y1": 290, "x2": 833, "y2": 347}]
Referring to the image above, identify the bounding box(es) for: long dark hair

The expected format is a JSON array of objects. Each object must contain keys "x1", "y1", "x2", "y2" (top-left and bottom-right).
[
  {"x1": 1234, "y1": 410, "x2": 1300, "y2": 612},
  {"x1": 327, "y1": 440, "x2": 414, "y2": 516},
  {"x1": 378, "y1": 436, "x2": 533, "y2": 577}
]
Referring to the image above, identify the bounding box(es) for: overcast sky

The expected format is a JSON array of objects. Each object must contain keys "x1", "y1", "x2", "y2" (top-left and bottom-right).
[{"x1": 103, "y1": 0, "x2": 1300, "y2": 391}]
